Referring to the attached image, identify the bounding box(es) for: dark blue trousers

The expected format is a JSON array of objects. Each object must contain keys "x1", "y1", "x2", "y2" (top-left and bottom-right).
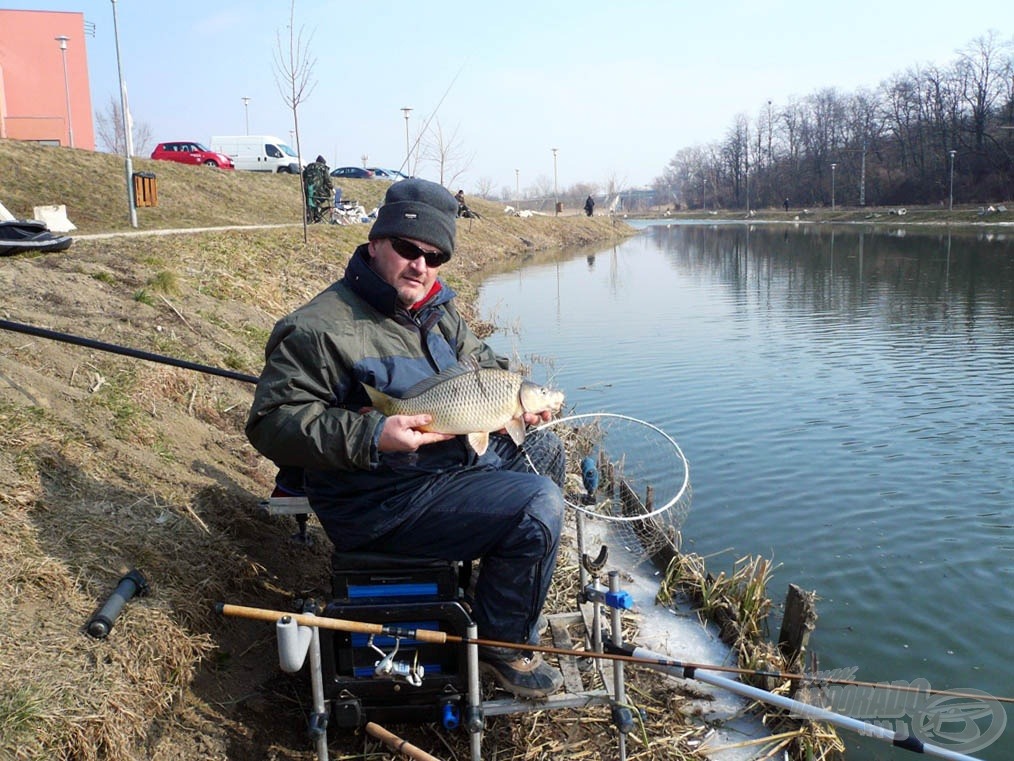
[{"x1": 327, "y1": 431, "x2": 566, "y2": 646}]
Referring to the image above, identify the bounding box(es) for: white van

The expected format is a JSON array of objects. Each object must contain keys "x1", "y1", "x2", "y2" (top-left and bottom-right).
[{"x1": 209, "y1": 135, "x2": 301, "y2": 173}]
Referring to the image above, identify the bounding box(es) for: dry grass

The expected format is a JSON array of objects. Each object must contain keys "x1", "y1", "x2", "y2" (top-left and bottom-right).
[{"x1": 656, "y1": 549, "x2": 845, "y2": 760}]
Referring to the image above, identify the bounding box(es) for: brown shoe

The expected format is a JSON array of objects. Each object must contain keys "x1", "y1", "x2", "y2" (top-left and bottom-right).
[{"x1": 478, "y1": 646, "x2": 564, "y2": 698}]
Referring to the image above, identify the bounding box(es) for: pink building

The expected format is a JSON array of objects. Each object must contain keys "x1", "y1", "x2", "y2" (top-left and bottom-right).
[{"x1": 0, "y1": 9, "x2": 95, "y2": 150}]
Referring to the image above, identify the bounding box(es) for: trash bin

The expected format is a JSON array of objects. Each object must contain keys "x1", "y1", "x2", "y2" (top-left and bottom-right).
[
  {"x1": 555, "y1": 201, "x2": 563, "y2": 214},
  {"x1": 133, "y1": 172, "x2": 158, "y2": 208}
]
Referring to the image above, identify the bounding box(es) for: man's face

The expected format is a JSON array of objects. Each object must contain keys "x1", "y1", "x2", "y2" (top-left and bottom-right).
[{"x1": 368, "y1": 237, "x2": 444, "y2": 307}]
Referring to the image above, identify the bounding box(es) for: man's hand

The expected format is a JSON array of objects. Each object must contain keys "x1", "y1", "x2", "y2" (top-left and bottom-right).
[
  {"x1": 377, "y1": 414, "x2": 455, "y2": 453},
  {"x1": 495, "y1": 410, "x2": 553, "y2": 435},
  {"x1": 523, "y1": 410, "x2": 553, "y2": 426}
]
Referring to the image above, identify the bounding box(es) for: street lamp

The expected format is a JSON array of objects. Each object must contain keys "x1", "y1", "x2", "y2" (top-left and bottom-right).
[
  {"x1": 948, "y1": 149, "x2": 957, "y2": 211},
  {"x1": 242, "y1": 97, "x2": 251, "y2": 135},
  {"x1": 55, "y1": 36, "x2": 74, "y2": 148},
  {"x1": 551, "y1": 148, "x2": 559, "y2": 215},
  {"x1": 860, "y1": 140, "x2": 867, "y2": 207},
  {"x1": 515, "y1": 168, "x2": 520, "y2": 209},
  {"x1": 830, "y1": 162, "x2": 837, "y2": 211},
  {"x1": 401, "y1": 107, "x2": 412, "y2": 174},
  {"x1": 110, "y1": 0, "x2": 137, "y2": 228}
]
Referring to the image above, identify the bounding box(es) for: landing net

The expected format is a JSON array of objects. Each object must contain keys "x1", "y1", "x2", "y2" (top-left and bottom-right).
[{"x1": 524, "y1": 412, "x2": 692, "y2": 564}]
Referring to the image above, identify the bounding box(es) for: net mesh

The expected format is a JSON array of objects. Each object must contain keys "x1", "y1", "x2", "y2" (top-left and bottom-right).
[{"x1": 524, "y1": 413, "x2": 692, "y2": 566}]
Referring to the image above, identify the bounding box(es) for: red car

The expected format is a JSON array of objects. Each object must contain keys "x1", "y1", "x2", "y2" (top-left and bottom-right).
[{"x1": 150, "y1": 141, "x2": 235, "y2": 170}]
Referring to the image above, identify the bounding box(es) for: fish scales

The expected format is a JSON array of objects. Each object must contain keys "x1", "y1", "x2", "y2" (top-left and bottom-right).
[
  {"x1": 379, "y1": 368, "x2": 525, "y2": 433},
  {"x1": 361, "y1": 366, "x2": 565, "y2": 454}
]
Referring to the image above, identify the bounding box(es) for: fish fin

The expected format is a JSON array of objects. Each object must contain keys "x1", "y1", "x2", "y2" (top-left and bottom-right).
[
  {"x1": 468, "y1": 431, "x2": 490, "y2": 456},
  {"x1": 361, "y1": 383, "x2": 394, "y2": 413},
  {"x1": 504, "y1": 417, "x2": 526, "y2": 446},
  {"x1": 400, "y1": 359, "x2": 486, "y2": 399}
]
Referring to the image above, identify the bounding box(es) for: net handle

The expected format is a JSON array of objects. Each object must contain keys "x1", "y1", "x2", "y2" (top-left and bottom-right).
[{"x1": 533, "y1": 412, "x2": 691, "y2": 522}]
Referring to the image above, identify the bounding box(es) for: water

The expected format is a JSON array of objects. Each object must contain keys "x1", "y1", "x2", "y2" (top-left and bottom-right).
[{"x1": 477, "y1": 221, "x2": 1014, "y2": 760}]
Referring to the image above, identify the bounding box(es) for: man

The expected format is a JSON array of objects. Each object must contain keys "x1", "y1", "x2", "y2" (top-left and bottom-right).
[
  {"x1": 246, "y1": 179, "x2": 566, "y2": 698},
  {"x1": 302, "y1": 155, "x2": 334, "y2": 223},
  {"x1": 454, "y1": 189, "x2": 480, "y2": 219},
  {"x1": 584, "y1": 194, "x2": 595, "y2": 217}
]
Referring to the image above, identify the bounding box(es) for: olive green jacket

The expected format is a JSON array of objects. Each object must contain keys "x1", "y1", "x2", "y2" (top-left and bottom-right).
[{"x1": 245, "y1": 245, "x2": 501, "y2": 478}]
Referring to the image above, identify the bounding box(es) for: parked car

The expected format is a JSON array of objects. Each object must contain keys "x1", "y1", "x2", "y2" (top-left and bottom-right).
[
  {"x1": 367, "y1": 167, "x2": 407, "y2": 181},
  {"x1": 330, "y1": 166, "x2": 375, "y2": 179},
  {"x1": 150, "y1": 141, "x2": 235, "y2": 169},
  {"x1": 210, "y1": 135, "x2": 300, "y2": 173}
]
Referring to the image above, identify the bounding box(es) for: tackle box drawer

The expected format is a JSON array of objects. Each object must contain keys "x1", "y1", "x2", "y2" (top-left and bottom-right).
[{"x1": 330, "y1": 551, "x2": 463, "y2": 603}]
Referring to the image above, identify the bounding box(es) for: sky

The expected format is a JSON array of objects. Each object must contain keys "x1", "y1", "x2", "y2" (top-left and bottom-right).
[{"x1": 5, "y1": 1, "x2": 1011, "y2": 195}]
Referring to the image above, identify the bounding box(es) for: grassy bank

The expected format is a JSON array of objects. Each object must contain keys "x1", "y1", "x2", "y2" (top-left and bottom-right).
[
  {"x1": 0, "y1": 140, "x2": 654, "y2": 761},
  {"x1": 633, "y1": 202, "x2": 1013, "y2": 228}
]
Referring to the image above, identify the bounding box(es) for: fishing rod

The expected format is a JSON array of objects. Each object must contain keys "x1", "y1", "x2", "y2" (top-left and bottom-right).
[
  {"x1": 218, "y1": 603, "x2": 1005, "y2": 761},
  {"x1": 618, "y1": 642, "x2": 998, "y2": 761},
  {"x1": 0, "y1": 319, "x2": 259, "y2": 385},
  {"x1": 215, "y1": 603, "x2": 1011, "y2": 704},
  {"x1": 397, "y1": 63, "x2": 466, "y2": 177}
]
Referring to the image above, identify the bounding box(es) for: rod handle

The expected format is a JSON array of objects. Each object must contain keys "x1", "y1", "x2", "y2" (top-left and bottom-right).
[
  {"x1": 86, "y1": 569, "x2": 149, "y2": 638},
  {"x1": 215, "y1": 603, "x2": 449, "y2": 644}
]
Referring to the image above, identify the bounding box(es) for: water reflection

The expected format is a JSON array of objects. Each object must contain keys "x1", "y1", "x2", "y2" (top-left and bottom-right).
[
  {"x1": 478, "y1": 223, "x2": 1014, "y2": 761},
  {"x1": 644, "y1": 224, "x2": 1014, "y2": 326}
]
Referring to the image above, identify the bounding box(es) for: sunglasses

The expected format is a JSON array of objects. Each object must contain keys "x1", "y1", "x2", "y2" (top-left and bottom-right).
[{"x1": 388, "y1": 237, "x2": 451, "y2": 268}]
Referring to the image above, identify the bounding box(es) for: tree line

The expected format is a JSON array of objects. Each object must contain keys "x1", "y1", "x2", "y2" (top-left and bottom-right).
[{"x1": 654, "y1": 30, "x2": 1013, "y2": 210}]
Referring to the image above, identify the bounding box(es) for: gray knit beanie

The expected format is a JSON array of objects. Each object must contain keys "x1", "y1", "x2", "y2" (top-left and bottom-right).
[{"x1": 369, "y1": 179, "x2": 458, "y2": 255}]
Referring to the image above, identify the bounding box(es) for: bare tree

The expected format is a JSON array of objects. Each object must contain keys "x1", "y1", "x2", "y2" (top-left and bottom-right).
[
  {"x1": 722, "y1": 114, "x2": 749, "y2": 207},
  {"x1": 94, "y1": 95, "x2": 153, "y2": 156},
  {"x1": 603, "y1": 171, "x2": 626, "y2": 199},
  {"x1": 273, "y1": 0, "x2": 317, "y2": 241},
  {"x1": 530, "y1": 174, "x2": 555, "y2": 210},
  {"x1": 655, "y1": 30, "x2": 1014, "y2": 207},
  {"x1": 473, "y1": 176, "x2": 495, "y2": 199},
  {"x1": 421, "y1": 119, "x2": 473, "y2": 188}
]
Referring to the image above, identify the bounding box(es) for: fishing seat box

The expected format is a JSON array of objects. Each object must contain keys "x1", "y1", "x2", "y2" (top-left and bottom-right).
[{"x1": 321, "y1": 550, "x2": 473, "y2": 727}]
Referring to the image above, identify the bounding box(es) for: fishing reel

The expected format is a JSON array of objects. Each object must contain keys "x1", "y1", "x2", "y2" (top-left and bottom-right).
[{"x1": 367, "y1": 634, "x2": 425, "y2": 687}]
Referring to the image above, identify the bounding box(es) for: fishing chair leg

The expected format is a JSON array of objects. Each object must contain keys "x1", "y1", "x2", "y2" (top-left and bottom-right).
[
  {"x1": 307, "y1": 613, "x2": 330, "y2": 761},
  {"x1": 608, "y1": 570, "x2": 634, "y2": 761},
  {"x1": 276, "y1": 601, "x2": 330, "y2": 761},
  {"x1": 464, "y1": 622, "x2": 483, "y2": 761}
]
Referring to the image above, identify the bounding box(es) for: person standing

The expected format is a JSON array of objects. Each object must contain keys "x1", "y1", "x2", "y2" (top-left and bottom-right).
[
  {"x1": 246, "y1": 179, "x2": 566, "y2": 698},
  {"x1": 302, "y1": 155, "x2": 334, "y2": 223},
  {"x1": 584, "y1": 194, "x2": 595, "y2": 216}
]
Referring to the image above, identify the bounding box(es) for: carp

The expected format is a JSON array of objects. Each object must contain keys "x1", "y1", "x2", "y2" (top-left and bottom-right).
[{"x1": 361, "y1": 361, "x2": 565, "y2": 456}]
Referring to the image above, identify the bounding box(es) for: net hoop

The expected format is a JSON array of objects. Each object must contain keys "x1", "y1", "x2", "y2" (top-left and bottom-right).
[{"x1": 533, "y1": 412, "x2": 691, "y2": 523}]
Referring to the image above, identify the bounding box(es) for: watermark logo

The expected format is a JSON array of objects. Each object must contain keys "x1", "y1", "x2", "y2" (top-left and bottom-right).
[{"x1": 795, "y1": 668, "x2": 1007, "y2": 754}]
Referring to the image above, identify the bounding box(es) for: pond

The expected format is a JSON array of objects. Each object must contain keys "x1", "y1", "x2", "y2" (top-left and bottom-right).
[{"x1": 477, "y1": 220, "x2": 1014, "y2": 760}]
